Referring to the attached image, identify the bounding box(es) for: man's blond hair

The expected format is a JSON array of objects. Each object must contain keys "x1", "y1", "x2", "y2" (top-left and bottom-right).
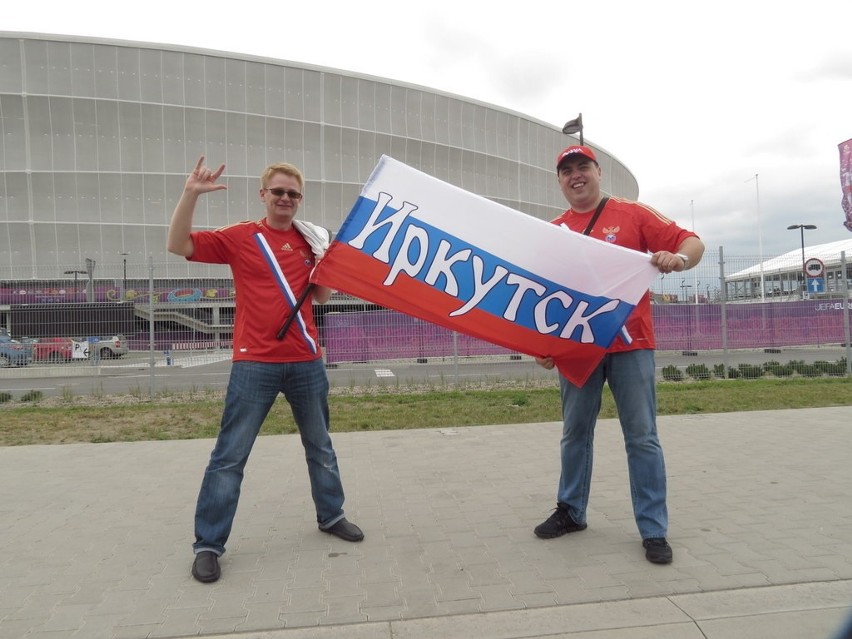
[{"x1": 261, "y1": 163, "x2": 304, "y2": 190}]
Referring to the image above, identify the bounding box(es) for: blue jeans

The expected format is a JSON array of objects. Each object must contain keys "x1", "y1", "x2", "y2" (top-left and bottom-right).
[
  {"x1": 193, "y1": 359, "x2": 346, "y2": 555},
  {"x1": 557, "y1": 349, "x2": 668, "y2": 540}
]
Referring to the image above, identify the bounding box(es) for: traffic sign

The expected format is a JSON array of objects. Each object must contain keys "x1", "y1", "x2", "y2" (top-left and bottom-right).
[
  {"x1": 807, "y1": 277, "x2": 825, "y2": 293},
  {"x1": 804, "y1": 257, "x2": 824, "y2": 278}
]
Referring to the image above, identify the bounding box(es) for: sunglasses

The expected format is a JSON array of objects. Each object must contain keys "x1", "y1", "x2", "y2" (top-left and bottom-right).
[{"x1": 263, "y1": 188, "x2": 303, "y2": 201}]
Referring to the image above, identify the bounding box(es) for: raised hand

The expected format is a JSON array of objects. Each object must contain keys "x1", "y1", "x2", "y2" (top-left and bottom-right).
[
  {"x1": 185, "y1": 156, "x2": 227, "y2": 195},
  {"x1": 168, "y1": 156, "x2": 227, "y2": 256}
]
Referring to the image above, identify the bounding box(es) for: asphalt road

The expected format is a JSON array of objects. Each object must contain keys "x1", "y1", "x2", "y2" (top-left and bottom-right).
[{"x1": 1, "y1": 345, "x2": 849, "y2": 400}]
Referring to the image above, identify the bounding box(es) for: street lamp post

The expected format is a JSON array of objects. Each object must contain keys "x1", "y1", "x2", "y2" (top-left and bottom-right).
[
  {"x1": 787, "y1": 224, "x2": 817, "y2": 299},
  {"x1": 680, "y1": 279, "x2": 697, "y2": 356},
  {"x1": 119, "y1": 252, "x2": 129, "y2": 301},
  {"x1": 562, "y1": 113, "x2": 584, "y2": 145},
  {"x1": 690, "y1": 200, "x2": 699, "y2": 303},
  {"x1": 63, "y1": 269, "x2": 87, "y2": 300},
  {"x1": 680, "y1": 279, "x2": 692, "y2": 303},
  {"x1": 746, "y1": 174, "x2": 766, "y2": 301},
  {"x1": 84, "y1": 257, "x2": 96, "y2": 303}
]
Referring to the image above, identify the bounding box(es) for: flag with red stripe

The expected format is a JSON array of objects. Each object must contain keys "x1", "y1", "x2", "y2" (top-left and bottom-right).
[{"x1": 311, "y1": 156, "x2": 659, "y2": 385}]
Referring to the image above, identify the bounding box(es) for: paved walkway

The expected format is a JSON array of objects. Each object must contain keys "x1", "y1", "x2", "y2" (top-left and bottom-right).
[{"x1": 1, "y1": 407, "x2": 851, "y2": 639}]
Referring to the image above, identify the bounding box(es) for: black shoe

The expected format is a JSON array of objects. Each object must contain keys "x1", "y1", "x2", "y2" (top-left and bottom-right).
[
  {"x1": 643, "y1": 537, "x2": 673, "y2": 564},
  {"x1": 191, "y1": 551, "x2": 221, "y2": 583},
  {"x1": 321, "y1": 518, "x2": 364, "y2": 542},
  {"x1": 534, "y1": 503, "x2": 587, "y2": 538}
]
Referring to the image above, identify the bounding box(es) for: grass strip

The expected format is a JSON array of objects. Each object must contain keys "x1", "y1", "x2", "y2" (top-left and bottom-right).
[{"x1": 0, "y1": 377, "x2": 849, "y2": 446}]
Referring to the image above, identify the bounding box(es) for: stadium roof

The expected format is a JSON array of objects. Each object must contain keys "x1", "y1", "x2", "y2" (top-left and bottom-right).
[{"x1": 727, "y1": 238, "x2": 852, "y2": 279}]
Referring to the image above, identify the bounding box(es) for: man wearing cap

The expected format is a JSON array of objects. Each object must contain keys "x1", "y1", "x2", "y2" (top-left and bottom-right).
[{"x1": 533, "y1": 145, "x2": 704, "y2": 565}]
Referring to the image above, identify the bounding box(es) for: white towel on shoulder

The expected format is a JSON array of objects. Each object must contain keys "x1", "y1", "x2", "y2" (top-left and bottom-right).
[{"x1": 293, "y1": 219, "x2": 330, "y2": 259}]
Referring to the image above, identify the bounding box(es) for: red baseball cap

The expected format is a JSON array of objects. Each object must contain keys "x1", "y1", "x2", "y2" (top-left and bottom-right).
[{"x1": 556, "y1": 145, "x2": 598, "y2": 170}]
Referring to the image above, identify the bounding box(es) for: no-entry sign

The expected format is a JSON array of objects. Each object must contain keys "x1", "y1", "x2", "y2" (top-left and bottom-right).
[{"x1": 804, "y1": 257, "x2": 825, "y2": 278}]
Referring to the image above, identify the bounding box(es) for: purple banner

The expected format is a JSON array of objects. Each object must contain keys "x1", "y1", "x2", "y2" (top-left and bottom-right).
[
  {"x1": 841, "y1": 138, "x2": 852, "y2": 232},
  {"x1": 653, "y1": 301, "x2": 851, "y2": 351},
  {"x1": 322, "y1": 311, "x2": 511, "y2": 363},
  {"x1": 323, "y1": 301, "x2": 852, "y2": 363}
]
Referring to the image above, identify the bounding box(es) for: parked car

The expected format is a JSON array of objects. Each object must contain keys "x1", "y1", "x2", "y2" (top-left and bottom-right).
[
  {"x1": 79, "y1": 334, "x2": 129, "y2": 359},
  {"x1": 0, "y1": 335, "x2": 33, "y2": 367},
  {"x1": 21, "y1": 337, "x2": 74, "y2": 363}
]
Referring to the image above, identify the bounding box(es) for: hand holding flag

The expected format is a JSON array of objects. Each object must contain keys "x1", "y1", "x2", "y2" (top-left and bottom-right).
[{"x1": 312, "y1": 156, "x2": 658, "y2": 385}]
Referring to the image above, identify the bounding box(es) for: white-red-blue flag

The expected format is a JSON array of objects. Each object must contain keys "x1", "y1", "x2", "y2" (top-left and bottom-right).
[{"x1": 312, "y1": 156, "x2": 659, "y2": 385}]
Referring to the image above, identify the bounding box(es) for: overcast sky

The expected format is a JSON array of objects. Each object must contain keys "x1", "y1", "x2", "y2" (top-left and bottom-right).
[{"x1": 5, "y1": 0, "x2": 852, "y2": 258}]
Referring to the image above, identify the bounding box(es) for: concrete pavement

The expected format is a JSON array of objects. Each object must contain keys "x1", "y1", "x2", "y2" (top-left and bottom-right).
[{"x1": 1, "y1": 407, "x2": 851, "y2": 639}]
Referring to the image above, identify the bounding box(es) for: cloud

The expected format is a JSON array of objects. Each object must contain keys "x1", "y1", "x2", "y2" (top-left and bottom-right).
[
  {"x1": 649, "y1": 168, "x2": 846, "y2": 258},
  {"x1": 798, "y1": 53, "x2": 852, "y2": 81}
]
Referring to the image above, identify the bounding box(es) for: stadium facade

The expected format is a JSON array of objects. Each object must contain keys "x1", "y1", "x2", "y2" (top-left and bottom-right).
[{"x1": 0, "y1": 31, "x2": 638, "y2": 285}]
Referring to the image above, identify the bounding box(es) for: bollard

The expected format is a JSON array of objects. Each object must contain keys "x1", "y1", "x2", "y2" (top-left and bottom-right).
[{"x1": 164, "y1": 349, "x2": 172, "y2": 366}]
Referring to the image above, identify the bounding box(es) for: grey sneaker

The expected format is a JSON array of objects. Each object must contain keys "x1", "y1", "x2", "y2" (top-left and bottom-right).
[
  {"x1": 643, "y1": 537, "x2": 673, "y2": 564},
  {"x1": 534, "y1": 503, "x2": 587, "y2": 538}
]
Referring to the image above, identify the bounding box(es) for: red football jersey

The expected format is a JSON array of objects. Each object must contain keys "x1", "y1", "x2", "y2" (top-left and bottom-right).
[
  {"x1": 551, "y1": 197, "x2": 698, "y2": 352},
  {"x1": 190, "y1": 219, "x2": 322, "y2": 362}
]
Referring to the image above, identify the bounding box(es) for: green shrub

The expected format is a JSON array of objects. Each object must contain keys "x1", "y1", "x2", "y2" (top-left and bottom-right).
[
  {"x1": 0, "y1": 391, "x2": 12, "y2": 404},
  {"x1": 19, "y1": 390, "x2": 44, "y2": 403},
  {"x1": 737, "y1": 363, "x2": 763, "y2": 379},
  {"x1": 798, "y1": 364, "x2": 821, "y2": 378},
  {"x1": 685, "y1": 363, "x2": 711, "y2": 380},
  {"x1": 826, "y1": 363, "x2": 846, "y2": 376},
  {"x1": 727, "y1": 366, "x2": 741, "y2": 379},
  {"x1": 661, "y1": 364, "x2": 684, "y2": 381},
  {"x1": 814, "y1": 360, "x2": 847, "y2": 377},
  {"x1": 788, "y1": 360, "x2": 807, "y2": 374},
  {"x1": 713, "y1": 364, "x2": 726, "y2": 378},
  {"x1": 763, "y1": 361, "x2": 794, "y2": 377}
]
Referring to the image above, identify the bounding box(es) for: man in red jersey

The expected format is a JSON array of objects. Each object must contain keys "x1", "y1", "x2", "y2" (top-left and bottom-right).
[
  {"x1": 168, "y1": 156, "x2": 363, "y2": 584},
  {"x1": 533, "y1": 145, "x2": 704, "y2": 565}
]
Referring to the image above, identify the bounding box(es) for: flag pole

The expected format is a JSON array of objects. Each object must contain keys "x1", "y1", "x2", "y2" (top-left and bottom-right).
[{"x1": 276, "y1": 284, "x2": 315, "y2": 340}]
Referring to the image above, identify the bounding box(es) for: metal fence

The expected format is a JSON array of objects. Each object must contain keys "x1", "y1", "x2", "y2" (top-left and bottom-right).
[{"x1": 1, "y1": 249, "x2": 850, "y2": 379}]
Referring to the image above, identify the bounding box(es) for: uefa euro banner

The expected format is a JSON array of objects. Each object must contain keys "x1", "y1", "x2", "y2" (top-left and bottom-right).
[{"x1": 311, "y1": 156, "x2": 659, "y2": 385}]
